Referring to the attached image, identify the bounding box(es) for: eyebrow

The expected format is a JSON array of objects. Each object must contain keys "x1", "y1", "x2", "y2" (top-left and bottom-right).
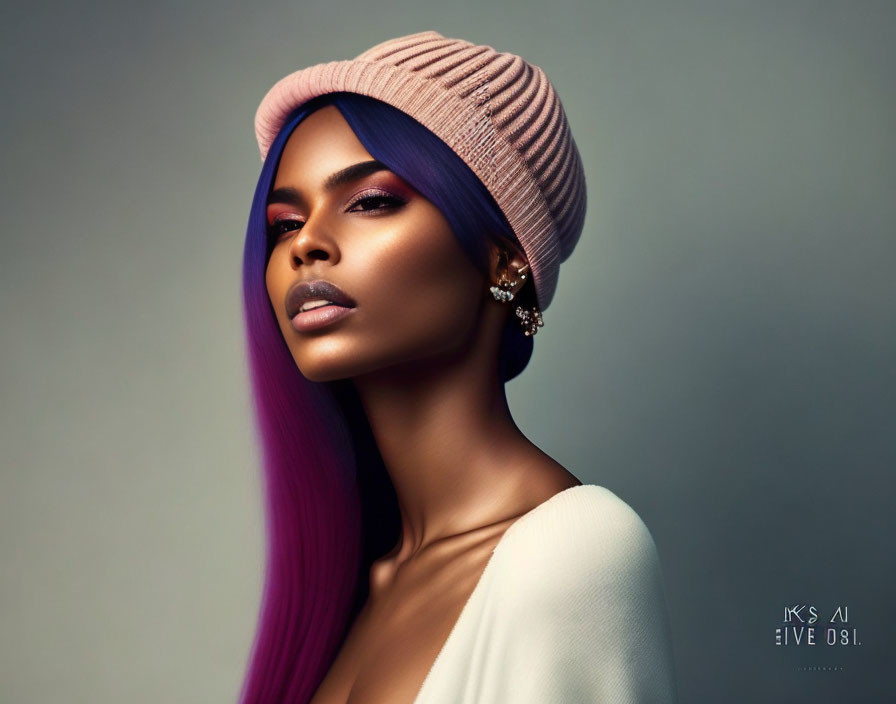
[{"x1": 267, "y1": 159, "x2": 391, "y2": 206}]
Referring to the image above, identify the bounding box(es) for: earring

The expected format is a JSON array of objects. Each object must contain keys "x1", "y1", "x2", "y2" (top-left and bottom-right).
[
  {"x1": 489, "y1": 274, "x2": 518, "y2": 303},
  {"x1": 514, "y1": 304, "x2": 544, "y2": 336},
  {"x1": 489, "y1": 265, "x2": 545, "y2": 336}
]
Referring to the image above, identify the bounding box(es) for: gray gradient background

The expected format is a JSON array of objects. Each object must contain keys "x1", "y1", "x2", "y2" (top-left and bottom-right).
[{"x1": 2, "y1": 1, "x2": 893, "y2": 702}]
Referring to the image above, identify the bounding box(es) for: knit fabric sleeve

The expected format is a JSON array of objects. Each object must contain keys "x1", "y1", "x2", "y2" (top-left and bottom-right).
[{"x1": 482, "y1": 487, "x2": 680, "y2": 703}]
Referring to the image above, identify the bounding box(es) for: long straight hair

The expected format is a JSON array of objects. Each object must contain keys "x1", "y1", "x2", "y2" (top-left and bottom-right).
[{"x1": 238, "y1": 92, "x2": 535, "y2": 703}]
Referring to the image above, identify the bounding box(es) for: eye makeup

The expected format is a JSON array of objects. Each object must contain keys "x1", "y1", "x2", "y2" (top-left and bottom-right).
[{"x1": 266, "y1": 182, "x2": 409, "y2": 241}]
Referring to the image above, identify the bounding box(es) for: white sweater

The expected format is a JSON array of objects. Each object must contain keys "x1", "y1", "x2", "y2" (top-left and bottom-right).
[{"x1": 413, "y1": 484, "x2": 679, "y2": 703}]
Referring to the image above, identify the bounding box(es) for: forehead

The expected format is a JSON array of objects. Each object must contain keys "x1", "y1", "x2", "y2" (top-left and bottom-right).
[{"x1": 274, "y1": 104, "x2": 373, "y2": 187}]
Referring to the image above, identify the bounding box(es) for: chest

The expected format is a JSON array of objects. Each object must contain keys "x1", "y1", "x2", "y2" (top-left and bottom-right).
[{"x1": 309, "y1": 539, "x2": 499, "y2": 704}]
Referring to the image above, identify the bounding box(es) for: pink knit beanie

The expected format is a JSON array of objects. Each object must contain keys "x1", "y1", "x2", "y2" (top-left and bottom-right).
[{"x1": 254, "y1": 30, "x2": 587, "y2": 311}]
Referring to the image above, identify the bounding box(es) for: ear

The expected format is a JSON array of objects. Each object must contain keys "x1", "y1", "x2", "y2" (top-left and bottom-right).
[{"x1": 487, "y1": 241, "x2": 531, "y2": 294}]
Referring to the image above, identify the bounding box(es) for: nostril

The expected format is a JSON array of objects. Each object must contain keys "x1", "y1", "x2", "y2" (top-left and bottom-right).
[{"x1": 293, "y1": 249, "x2": 329, "y2": 264}]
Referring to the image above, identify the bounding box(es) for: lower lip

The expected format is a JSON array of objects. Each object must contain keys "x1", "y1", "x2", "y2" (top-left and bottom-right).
[{"x1": 290, "y1": 304, "x2": 355, "y2": 332}]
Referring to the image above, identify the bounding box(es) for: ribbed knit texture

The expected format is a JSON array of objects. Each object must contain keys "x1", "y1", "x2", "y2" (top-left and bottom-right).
[
  {"x1": 254, "y1": 30, "x2": 588, "y2": 311},
  {"x1": 412, "y1": 484, "x2": 680, "y2": 703}
]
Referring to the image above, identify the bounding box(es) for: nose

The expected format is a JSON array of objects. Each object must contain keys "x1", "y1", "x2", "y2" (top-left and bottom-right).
[{"x1": 288, "y1": 215, "x2": 339, "y2": 269}]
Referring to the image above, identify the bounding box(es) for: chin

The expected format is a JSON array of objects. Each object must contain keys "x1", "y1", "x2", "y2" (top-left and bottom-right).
[
  {"x1": 293, "y1": 357, "x2": 353, "y2": 383},
  {"x1": 297, "y1": 366, "x2": 348, "y2": 383},
  {"x1": 289, "y1": 324, "x2": 474, "y2": 383},
  {"x1": 293, "y1": 352, "x2": 386, "y2": 384}
]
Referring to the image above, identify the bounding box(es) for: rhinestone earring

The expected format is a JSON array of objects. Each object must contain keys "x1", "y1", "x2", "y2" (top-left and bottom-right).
[
  {"x1": 514, "y1": 304, "x2": 544, "y2": 336},
  {"x1": 489, "y1": 260, "x2": 545, "y2": 337},
  {"x1": 489, "y1": 274, "x2": 519, "y2": 303}
]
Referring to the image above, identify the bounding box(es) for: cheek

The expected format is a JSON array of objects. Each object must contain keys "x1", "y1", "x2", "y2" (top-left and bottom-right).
[
  {"x1": 264, "y1": 259, "x2": 275, "y2": 309},
  {"x1": 264, "y1": 251, "x2": 288, "y2": 323},
  {"x1": 359, "y1": 220, "x2": 484, "y2": 335}
]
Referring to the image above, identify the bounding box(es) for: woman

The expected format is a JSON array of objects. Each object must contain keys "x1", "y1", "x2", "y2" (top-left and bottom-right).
[{"x1": 239, "y1": 30, "x2": 678, "y2": 703}]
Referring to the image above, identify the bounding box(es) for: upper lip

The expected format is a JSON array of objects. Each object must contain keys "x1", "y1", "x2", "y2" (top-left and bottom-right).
[{"x1": 285, "y1": 279, "x2": 357, "y2": 319}]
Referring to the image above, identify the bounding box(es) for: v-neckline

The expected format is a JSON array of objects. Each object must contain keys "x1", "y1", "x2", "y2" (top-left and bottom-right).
[{"x1": 412, "y1": 483, "x2": 590, "y2": 702}]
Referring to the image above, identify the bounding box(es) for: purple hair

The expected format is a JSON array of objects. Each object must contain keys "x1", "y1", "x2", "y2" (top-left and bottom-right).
[{"x1": 238, "y1": 92, "x2": 535, "y2": 703}]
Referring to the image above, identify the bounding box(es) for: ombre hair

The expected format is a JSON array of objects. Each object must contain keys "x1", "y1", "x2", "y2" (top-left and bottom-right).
[{"x1": 238, "y1": 92, "x2": 537, "y2": 703}]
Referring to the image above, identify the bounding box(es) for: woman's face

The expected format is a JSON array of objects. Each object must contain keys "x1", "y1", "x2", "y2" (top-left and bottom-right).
[{"x1": 265, "y1": 104, "x2": 489, "y2": 383}]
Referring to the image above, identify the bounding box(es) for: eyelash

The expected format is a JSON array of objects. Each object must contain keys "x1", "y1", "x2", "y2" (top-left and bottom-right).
[{"x1": 267, "y1": 190, "x2": 406, "y2": 240}]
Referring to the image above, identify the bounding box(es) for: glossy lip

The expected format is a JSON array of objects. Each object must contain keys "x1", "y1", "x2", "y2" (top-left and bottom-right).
[
  {"x1": 290, "y1": 303, "x2": 355, "y2": 333},
  {"x1": 285, "y1": 279, "x2": 357, "y2": 320}
]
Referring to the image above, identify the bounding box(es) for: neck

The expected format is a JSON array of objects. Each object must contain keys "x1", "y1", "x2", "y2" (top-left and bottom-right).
[{"x1": 351, "y1": 314, "x2": 554, "y2": 562}]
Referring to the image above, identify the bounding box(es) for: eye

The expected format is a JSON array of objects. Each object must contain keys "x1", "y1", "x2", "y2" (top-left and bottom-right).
[
  {"x1": 266, "y1": 189, "x2": 406, "y2": 242},
  {"x1": 347, "y1": 189, "x2": 406, "y2": 214},
  {"x1": 267, "y1": 218, "x2": 303, "y2": 240}
]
